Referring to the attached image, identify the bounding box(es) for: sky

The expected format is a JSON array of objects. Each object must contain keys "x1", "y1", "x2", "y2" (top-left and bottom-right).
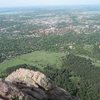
[{"x1": 0, "y1": 0, "x2": 100, "y2": 8}]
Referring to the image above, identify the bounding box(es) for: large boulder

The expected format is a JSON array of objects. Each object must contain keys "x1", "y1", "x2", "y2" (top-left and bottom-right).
[
  {"x1": 0, "y1": 68, "x2": 78, "y2": 100},
  {"x1": 6, "y1": 68, "x2": 54, "y2": 90}
]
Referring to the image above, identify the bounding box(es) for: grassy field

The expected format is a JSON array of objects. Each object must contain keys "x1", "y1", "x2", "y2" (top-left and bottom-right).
[
  {"x1": 0, "y1": 51, "x2": 64, "y2": 71},
  {"x1": 0, "y1": 50, "x2": 100, "y2": 73}
]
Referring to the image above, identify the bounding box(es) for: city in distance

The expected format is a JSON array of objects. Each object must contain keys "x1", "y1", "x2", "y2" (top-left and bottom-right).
[{"x1": 0, "y1": 1, "x2": 100, "y2": 100}]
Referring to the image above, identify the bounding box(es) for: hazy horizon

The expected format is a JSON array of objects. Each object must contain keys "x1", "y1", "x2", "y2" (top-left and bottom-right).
[{"x1": 0, "y1": 0, "x2": 100, "y2": 8}]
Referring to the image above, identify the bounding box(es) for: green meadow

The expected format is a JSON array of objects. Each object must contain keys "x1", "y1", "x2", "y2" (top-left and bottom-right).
[{"x1": 0, "y1": 51, "x2": 64, "y2": 71}]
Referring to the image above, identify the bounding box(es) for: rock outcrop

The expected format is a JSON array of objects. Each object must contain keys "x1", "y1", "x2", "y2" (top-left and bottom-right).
[{"x1": 0, "y1": 68, "x2": 78, "y2": 100}]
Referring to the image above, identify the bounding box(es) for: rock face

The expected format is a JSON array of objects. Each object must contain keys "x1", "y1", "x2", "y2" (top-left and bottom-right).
[{"x1": 0, "y1": 68, "x2": 78, "y2": 100}]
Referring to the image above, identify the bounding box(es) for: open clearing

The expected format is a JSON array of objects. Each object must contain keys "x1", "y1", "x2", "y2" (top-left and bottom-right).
[{"x1": 0, "y1": 51, "x2": 64, "y2": 71}]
